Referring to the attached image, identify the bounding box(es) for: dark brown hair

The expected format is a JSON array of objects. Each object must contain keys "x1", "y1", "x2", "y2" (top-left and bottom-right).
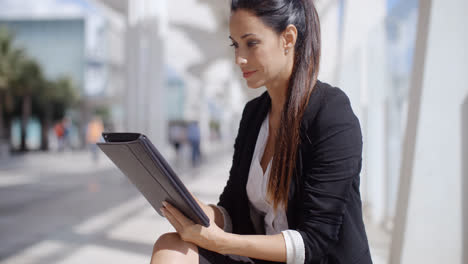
[{"x1": 231, "y1": 0, "x2": 321, "y2": 210}]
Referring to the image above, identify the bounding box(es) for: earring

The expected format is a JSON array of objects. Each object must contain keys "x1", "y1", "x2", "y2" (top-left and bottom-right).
[{"x1": 285, "y1": 49, "x2": 289, "y2": 54}]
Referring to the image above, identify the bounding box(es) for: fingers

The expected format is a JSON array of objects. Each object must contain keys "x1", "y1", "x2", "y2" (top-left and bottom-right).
[
  {"x1": 188, "y1": 191, "x2": 206, "y2": 209},
  {"x1": 161, "y1": 207, "x2": 182, "y2": 232},
  {"x1": 190, "y1": 194, "x2": 210, "y2": 216},
  {"x1": 192, "y1": 195, "x2": 201, "y2": 206},
  {"x1": 162, "y1": 201, "x2": 194, "y2": 227}
]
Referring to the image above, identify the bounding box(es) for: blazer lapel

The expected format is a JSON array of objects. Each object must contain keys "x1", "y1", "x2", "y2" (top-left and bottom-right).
[
  {"x1": 233, "y1": 92, "x2": 270, "y2": 235},
  {"x1": 237, "y1": 83, "x2": 325, "y2": 230},
  {"x1": 238, "y1": 92, "x2": 271, "y2": 189}
]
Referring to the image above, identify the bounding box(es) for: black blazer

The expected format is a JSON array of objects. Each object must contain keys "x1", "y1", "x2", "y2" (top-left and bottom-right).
[{"x1": 217, "y1": 80, "x2": 373, "y2": 264}]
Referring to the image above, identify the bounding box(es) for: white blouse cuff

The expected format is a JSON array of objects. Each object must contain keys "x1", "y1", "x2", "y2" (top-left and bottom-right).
[
  {"x1": 281, "y1": 229, "x2": 306, "y2": 264},
  {"x1": 214, "y1": 205, "x2": 232, "y2": 233}
]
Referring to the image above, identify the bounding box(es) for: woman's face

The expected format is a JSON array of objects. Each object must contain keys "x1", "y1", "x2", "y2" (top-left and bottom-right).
[{"x1": 229, "y1": 9, "x2": 289, "y2": 89}]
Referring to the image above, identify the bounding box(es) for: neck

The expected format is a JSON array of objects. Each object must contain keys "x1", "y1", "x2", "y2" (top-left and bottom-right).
[
  {"x1": 266, "y1": 52, "x2": 294, "y2": 117},
  {"x1": 266, "y1": 67, "x2": 293, "y2": 118},
  {"x1": 267, "y1": 85, "x2": 286, "y2": 118}
]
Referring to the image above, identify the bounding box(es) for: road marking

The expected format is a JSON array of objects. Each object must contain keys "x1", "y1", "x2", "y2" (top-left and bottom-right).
[
  {"x1": 74, "y1": 197, "x2": 145, "y2": 235},
  {"x1": 0, "y1": 240, "x2": 66, "y2": 264}
]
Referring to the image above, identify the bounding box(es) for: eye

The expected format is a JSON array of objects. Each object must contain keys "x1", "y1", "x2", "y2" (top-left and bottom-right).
[
  {"x1": 230, "y1": 42, "x2": 238, "y2": 49},
  {"x1": 247, "y1": 41, "x2": 258, "y2": 47}
]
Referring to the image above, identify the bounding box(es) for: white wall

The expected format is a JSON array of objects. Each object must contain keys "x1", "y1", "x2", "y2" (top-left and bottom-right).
[
  {"x1": 317, "y1": 0, "x2": 340, "y2": 83},
  {"x1": 391, "y1": 0, "x2": 468, "y2": 263}
]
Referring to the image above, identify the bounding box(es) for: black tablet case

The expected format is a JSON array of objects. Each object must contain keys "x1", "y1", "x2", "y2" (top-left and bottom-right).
[{"x1": 97, "y1": 132, "x2": 210, "y2": 227}]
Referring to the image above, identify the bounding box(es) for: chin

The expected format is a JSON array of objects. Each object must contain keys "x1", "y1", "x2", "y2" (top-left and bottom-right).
[{"x1": 246, "y1": 79, "x2": 265, "y2": 89}]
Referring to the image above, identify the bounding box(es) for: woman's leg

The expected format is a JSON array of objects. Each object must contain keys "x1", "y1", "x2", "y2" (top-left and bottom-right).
[{"x1": 150, "y1": 232, "x2": 199, "y2": 264}]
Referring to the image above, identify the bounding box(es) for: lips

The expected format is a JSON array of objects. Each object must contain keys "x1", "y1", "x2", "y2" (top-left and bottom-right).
[{"x1": 242, "y1": 70, "x2": 257, "y2": 78}]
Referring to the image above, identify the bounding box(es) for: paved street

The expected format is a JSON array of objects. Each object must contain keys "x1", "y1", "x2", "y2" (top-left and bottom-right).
[{"x1": 0, "y1": 147, "x2": 389, "y2": 264}]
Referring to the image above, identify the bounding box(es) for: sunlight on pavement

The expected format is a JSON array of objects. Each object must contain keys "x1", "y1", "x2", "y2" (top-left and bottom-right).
[
  {"x1": 0, "y1": 240, "x2": 66, "y2": 264},
  {"x1": 108, "y1": 207, "x2": 174, "y2": 245},
  {"x1": 0, "y1": 173, "x2": 38, "y2": 187},
  {"x1": 58, "y1": 245, "x2": 148, "y2": 264},
  {"x1": 74, "y1": 197, "x2": 146, "y2": 235}
]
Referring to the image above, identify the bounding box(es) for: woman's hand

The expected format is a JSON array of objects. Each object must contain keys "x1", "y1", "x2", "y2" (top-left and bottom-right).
[
  {"x1": 191, "y1": 195, "x2": 214, "y2": 221},
  {"x1": 189, "y1": 192, "x2": 225, "y2": 229},
  {"x1": 161, "y1": 200, "x2": 288, "y2": 261},
  {"x1": 161, "y1": 201, "x2": 226, "y2": 253}
]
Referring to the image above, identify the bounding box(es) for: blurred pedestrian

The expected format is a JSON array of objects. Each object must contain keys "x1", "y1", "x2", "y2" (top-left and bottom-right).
[
  {"x1": 54, "y1": 120, "x2": 65, "y2": 152},
  {"x1": 169, "y1": 123, "x2": 185, "y2": 164},
  {"x1": 86, "y1": 116, "x2": 104, "y2": 163},
  {"x1": 186, "y1": 121, "x2": 201, "y2": 167},
  {"x1": 62, "y1": 116, "x2": 71, "y2": 151}
]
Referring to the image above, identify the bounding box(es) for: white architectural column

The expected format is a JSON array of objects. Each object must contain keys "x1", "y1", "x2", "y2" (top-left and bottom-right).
[
  {"x1": 390, "y1": 0, "x2": 468, "y2": 263},
  {"x1": 338, "y1": 0, "x2": 388, "y2": 223},
  {"x1": 463, "y1": 96, "x2": 468, "y2": 264},
  {"x1": 125, "y1": 0, "x2": 167, "y2": 149},
  {"x1": 317, "y1": 0, "x2": 341, "y2": 83},
  {"x1": 365, "y1": 32, "x2": 388, "y2": 225}
]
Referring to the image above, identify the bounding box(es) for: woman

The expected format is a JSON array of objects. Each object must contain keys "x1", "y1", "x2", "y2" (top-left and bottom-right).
[{"x1": 151, "y1": 0, "x2": 372, "y2": 263}]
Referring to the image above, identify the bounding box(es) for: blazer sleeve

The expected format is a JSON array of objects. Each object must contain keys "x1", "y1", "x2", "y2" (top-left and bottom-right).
[{"x1": 297, "y1": 89, "x2": 363, "y2": 263}]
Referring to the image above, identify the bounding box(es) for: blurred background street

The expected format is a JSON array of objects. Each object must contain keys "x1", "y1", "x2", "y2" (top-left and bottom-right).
[
  {"x1": 0, "y1": 0, "x2": 466, "y2": 263},
  {"x1": 0, "y1": 148, "x2": 390, "y2": 264}
]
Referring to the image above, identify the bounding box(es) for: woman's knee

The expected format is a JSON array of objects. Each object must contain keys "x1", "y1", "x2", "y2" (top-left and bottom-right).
[
  {"x1": 153, "y1": 233, "x2": 180, "y2": 252},
  {"x1": 153, "y1": 232, "x2": 197, "y2": 254}
]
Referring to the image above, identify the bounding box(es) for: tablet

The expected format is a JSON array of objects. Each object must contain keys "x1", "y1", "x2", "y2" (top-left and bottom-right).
[{"x1": 97, "y1": 132, "x2": 210, "y2": 227}]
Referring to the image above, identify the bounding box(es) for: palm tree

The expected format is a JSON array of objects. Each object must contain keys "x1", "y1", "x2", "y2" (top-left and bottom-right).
[
  {"x1": 0, "y1": 26, "x2": 24, "y2": 148},
  {"x1": 1, "y1": 26, "x2": 79, "y2": 152},
  {"x1": 11, "y1": 58, "x2": 43, "y2": 151},
  {"x1": 36, "y1": 79, "x2": 53, "y2": 151},
  {"x1": 36, "y1": 76, "x2": 78, "y2": 151},
  {"x1": 0, "y1": 27, "x2": 12, "y2": 142}
]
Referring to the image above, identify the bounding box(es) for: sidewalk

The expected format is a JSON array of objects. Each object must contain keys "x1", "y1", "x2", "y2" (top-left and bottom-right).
[
  {"x1": 0, "y1": 147, "x2": 232, "y2": 264},
  {"x1": 0, "y1": 145, "x2": 390, "y2": 264},
  {"x1": 0, "y1": 151, "x2": 112, "y2": 190},
  {"x1": 0, "y1": 140, "x2": 229, "y2": 188}
]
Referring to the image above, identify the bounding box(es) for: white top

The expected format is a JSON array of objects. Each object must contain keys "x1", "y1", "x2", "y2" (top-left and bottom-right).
[
  {"x1": 246, "y1": 111, "x2": 289, "y2": 234},
  {"x1": 216, "y1": 112, "x2": 305, "y2": 264}
]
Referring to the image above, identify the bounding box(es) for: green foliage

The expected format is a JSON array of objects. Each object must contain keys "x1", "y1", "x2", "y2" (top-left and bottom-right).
[
  {"x1": 34, "y1": 76, "x2": 80, "y2": 121},
  {"x1": 0, "y1": 26, "x2": 80, "y2": 122},
  {"x1": 94, "y1": 105, "x2": 109, "y2": 119}
]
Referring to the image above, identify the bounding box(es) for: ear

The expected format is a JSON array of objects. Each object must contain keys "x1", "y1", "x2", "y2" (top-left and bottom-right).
[{"x1": 281, "y1": 24, "x2": 298, "y2": 52}]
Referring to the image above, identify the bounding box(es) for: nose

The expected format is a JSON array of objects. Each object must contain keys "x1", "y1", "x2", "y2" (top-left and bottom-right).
[{"x1": 235, "y1": 55, "x2": 247, "y2": 66}]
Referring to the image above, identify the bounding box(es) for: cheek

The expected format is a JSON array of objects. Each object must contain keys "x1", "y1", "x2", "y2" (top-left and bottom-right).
[{"x1": 254, "y1": 46, "x2": 283, "y2": 79}]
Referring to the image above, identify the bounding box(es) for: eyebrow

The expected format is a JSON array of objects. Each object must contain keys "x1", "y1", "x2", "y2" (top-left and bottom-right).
[{"x1": 229, "y1": 33, "x2": 257, "y2": 41}]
